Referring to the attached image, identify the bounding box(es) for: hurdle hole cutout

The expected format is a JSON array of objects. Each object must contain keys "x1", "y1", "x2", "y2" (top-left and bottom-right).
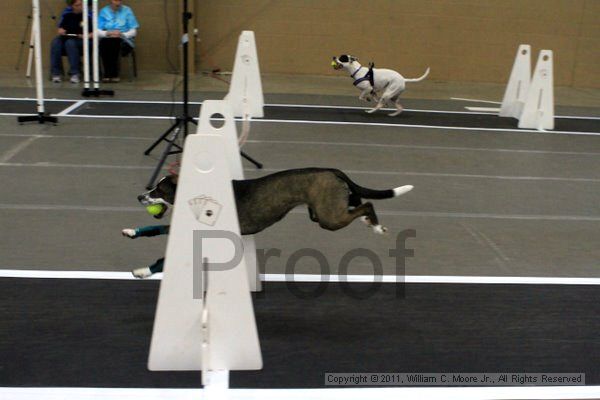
[
  {"x1": 194, "y1": 152, "x2": 214, "y2": 173},
  {"x1": 209, "y1": 113, "x2": 225, "y2": 129}
]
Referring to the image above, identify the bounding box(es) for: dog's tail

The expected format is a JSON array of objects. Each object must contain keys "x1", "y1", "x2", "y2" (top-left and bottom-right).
[
  {"x1": 333, "y1": 170, "x2": 413, "y2": 199},
  {"x1": 404, "y1": 67, "x2": 430, "y2": 83}
]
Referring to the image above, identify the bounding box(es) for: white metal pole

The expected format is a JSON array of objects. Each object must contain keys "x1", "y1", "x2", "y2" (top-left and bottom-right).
[
  {"x1": 82, "y1": 0, "x2": 90, "y2": 89},
  {"x1": 92, "y1": 0, "x2": 100, "y2": 89},
  {"x1": 26, "y1": 20, "x2": 35, "y2": 78},
  {"x1": 32, "y1": 0, "x2": 45, "y2": 115}
]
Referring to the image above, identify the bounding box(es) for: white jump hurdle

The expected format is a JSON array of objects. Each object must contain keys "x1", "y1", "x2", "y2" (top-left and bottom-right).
[
  {"x1": 148, "y1": 100, "x2": 263, "y2": 388},
  {"x1": 224, "y1": 30, "x2": 264, "y2": 292},
  {"x1": 463, "y1": 44, "x2": 554, "y2": 131}
]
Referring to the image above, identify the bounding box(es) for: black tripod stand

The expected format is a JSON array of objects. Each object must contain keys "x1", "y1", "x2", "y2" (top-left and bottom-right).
[{"x1": 144, "y1": 0, "x2": 262, "y2": 189}]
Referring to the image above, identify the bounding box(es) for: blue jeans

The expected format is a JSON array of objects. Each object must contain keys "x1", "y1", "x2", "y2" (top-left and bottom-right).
[{"x1": 50, "y1": 36, "x2": 84, "y2": 76}]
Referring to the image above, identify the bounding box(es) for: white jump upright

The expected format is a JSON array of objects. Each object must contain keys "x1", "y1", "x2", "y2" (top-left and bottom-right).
[
  {"x1": 462, "y1": 43, "x2": 554, "y2": 131},
  {"x1": 223, "y1": 30, "x2": 264, "y2": 292},
  {"x1": 518, "y1": 50, "x2": 554, "y2": 131},
  {"x1": 225, "y1": 31, "x2": 264, "y2": 119},
  {"x1": 499, "y1": 44, "x2": 531, "y2": 119},
  {"x1": 148, "y1": 100, "x2": 262, "y2": 388}
]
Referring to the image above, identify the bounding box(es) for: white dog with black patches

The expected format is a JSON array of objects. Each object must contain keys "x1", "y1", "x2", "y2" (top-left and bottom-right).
[{"x1": 332, "y1": 54, "x2": 430, "y2": 116}]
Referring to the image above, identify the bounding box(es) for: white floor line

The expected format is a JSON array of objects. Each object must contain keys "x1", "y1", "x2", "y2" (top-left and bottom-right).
[
  {"x1": 1, "y1": 95, "x2": 598, "y2": 120},
  {"x1": 56, "y1": 99, "x2": 86, "y2": 116},
  {"x1": 253, "y1": 118, "x2": 600, "y2": 137},
  {"x1": 3, "y1": 112, "x2": 597, "y2": 136},
  {"x1": 0, "y1": 201, "x2": 597, "y2": 221},
  {"x1": 3, "y1": 161, "x2": 599, "y2": 184},
  {"x1": 0, "y1": 162, "x2": 156, "y2": 170},
  {"x1": 0, "y1": 136, "x2": 40, "y2": 163},
  {"x1": 2, "y1": 133, "x2": 598, "y2": 157},
  {"x1": 0, "y1": 204, "x2": 142, "y2": 212},
  {"x1": 255, "y1": 167, "x2": 600, "y2": 183},
  {"x1": 2, "y1": 269, "x2": 600, "y2": 285},
  {"x1": 1, "y1": 386, "x2": 599, "y2": 400},
  {"x1": 245, "y1": 139, "x2": 600, "y2": 157}
]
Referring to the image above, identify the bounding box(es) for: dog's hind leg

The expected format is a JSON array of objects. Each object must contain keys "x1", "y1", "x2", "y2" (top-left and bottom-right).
[{"x1": 317, "y1": 202, "x2": 387, "y2": 234}]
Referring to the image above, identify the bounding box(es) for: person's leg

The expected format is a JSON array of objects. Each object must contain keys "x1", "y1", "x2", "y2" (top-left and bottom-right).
[
  {"x1": 132, "y1": 258, "x2": 164, "y2": 279},
  {"x1": 64, "y1": 38, "x2": 81, "y2": 77},
  {"x1": 99, "y1": 37, "x2": 121, "y2": 79},
  {"x1": 50, "y1": 36, "x2": 65, "y2": 78}
]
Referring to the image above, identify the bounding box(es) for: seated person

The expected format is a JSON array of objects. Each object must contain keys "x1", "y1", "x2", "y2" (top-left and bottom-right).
[
  {"x1": 49, "y1": 0, "x2": 92, "y2": 83},
  {"x1": 97, "y1": 0, "x2": 139, "y2": 82}
]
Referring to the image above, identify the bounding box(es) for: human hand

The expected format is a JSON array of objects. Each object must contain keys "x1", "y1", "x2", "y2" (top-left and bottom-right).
[{"x1": 58, "y1": 28, "x2": 67, "y2": 35}]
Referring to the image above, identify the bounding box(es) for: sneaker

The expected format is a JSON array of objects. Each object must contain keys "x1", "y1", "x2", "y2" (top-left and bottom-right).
[
  {"x1": 132, "y1": 267, "x2": 153, "y2": 279},
  {"x1": 121, "y1": 228, "x2": 137, "y2": 238},
  {"x1": 51, "y1": 76, "x2": 61, "y2": 83},
  {"x1": 70, "y1": 75, "x2": 80, "y2": 84},
  {"x1": 102, "y1": 77, "x2": 111, "y2": 83},
  {"x1": 110, "y1": 77, "x2": 120, "y2": 83}
]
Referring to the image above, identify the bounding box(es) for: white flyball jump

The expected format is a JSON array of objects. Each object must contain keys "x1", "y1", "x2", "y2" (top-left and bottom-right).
[
  {"x1": 225, "y1": 31, "x2": 264, "y2": 119},
  {"x1": 465, "y1": 44, "x2": 555, "y2": 131},
  {"x1": 499, "y1": 44, "x2": 531, "y2": 119},
  {"x1": 148, "y1": 101, "x2": 262, "y2": 386},
  {"x1": 518, "y1": 50, "x2": 554, "y2": 130}
]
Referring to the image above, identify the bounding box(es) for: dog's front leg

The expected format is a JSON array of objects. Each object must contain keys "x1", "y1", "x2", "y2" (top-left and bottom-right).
[
  {"x1": 358, "y1": 88, "x2": 374, "y2": 102},
  {"x1": 366, "y1": 97, "x2": 385, "y2": 114}
]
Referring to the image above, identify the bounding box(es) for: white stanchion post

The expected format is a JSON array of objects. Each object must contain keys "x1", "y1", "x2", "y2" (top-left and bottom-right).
[
  {"x1": 223, "y1": 30, "x2": 264, "y2": 292},
  {"x1": 499, "y1": 44, "x2": 531, "y2": 119},
  {"x1": 518, "y1": 50, "x2": 554, "y2": 131},
  {"x1": 82, "y1": 0, "x2": 90, "y2": 90},
  {"x1": 32, "y1": 0, "x2": 44, "y2": 115},
  {"x1": 148, "y1": 101, "x2": 262, "y2": 386},
  {"x1": 92, "y1": 0, "x2": 100, "y2": 90},
  {"x1": 26, "y1": 21, "x2": 35, "y2": 78}
]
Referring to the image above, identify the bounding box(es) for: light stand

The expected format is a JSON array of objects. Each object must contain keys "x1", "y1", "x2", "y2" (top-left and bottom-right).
[
  {"x1": 143, "y1": 0, "x2": 196, "y2": 189},
  {"x1": 144, "y1": 0, "x2": 263, "y2": 190}
]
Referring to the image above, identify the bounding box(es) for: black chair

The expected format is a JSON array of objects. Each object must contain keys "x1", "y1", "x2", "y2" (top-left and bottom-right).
[{"x1": 121, "y1": 46, "x2": 137, "y2": 81}]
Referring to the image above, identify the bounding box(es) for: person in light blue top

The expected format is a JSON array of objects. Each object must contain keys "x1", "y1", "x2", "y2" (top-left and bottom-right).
[{"x1": 97, "y1": 0, "x2": 139, "y2": 82}]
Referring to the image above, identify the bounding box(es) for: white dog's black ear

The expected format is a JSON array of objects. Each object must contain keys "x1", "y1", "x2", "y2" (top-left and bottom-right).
[
  {"x1": 349, "y1": 55, "x2": 358, "y2": 62},
  {"x1": 338, "y1": 54, "x2": 349, "y2": 63}
]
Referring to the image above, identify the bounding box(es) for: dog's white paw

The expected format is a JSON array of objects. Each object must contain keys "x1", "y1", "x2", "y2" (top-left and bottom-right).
[
  {"x1": 122, "y1": 228, "x2": 137, "y2": 238},
  {"x1": 360, "y1": 216, "x2": 371, "y2": 225},
  {"x1": 372, "y1": 225, "x2": 388, "y2": 235},
  {"x1": 132, "y1": 267, "x2": 152, "y2": 279},
  {"x1": 365, "y1": 108, "x2": 378, "y2": 114},
  {"x1": 389, "y1": 110, "x2": 403, "y2": 117}
]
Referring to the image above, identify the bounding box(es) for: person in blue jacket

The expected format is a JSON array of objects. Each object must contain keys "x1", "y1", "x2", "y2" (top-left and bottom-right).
[{"x1": 97, "y1": 0, "x2": 139, "y2": 82}]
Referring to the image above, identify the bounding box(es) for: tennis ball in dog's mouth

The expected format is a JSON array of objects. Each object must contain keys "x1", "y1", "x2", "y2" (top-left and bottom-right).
[{"x1": 146, "y1": 204, "x2": 165, "y2": 216}]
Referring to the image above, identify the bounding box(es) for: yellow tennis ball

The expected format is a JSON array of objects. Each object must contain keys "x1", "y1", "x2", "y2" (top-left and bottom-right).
[{"x1": 146, "y1": 204, "x2": 164, "y2": 216}]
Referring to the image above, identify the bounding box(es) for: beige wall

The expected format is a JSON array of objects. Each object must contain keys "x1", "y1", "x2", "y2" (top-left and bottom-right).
[{"x1": 1, "y1": 0, "x2": 598, "y2": 88}]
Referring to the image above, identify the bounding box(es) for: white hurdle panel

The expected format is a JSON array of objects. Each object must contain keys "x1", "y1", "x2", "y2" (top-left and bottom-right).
[
  {"x1": 464, "y1": 44, "x2": 554, "y2": 131},
  {"x1": 148, "y1": 101, "x2": 262, "y2": 385},
  {"x1": 518, "y1": 50, "x2": 554, "y2": 131},
  {"x1": 223, "y1": 30, "x2": 265, "y2": 291},
  {"x1": 225, "y1": 31, "x2": 264, "y2": 119},
  {"x1": 499, "y1": 44, "x2": 531, "y2": 119}
]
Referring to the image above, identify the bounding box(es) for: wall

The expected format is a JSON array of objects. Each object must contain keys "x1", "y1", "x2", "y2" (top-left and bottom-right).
[{"x1": 1, "y1": 0, "x2": 598, "y2": 87}]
